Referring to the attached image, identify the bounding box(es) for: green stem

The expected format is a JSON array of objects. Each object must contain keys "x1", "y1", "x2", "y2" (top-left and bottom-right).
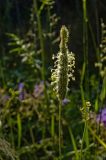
[
  {"x1": 33, "y1": 0, "x2": 45, "y2": 81},
  {"x1": 80, "y1": 84, "x2": 89, "y2": 159},
  {"x1": 51, "y1": 114, "x2": 55, "y2": 138},
  {"x1": 82, "y1": 0, "x2": 89, "y2": 97},
  {"x1": 59, "y1": 100, "x2": 62, "y2": 159},
  {"x1": 0, "y1": 60, "x2": 6, "y2": 88},
  {"x1": 33, "y1": 0, "x2": 49, "y2": 139},
  {"x1": 68, "y1": 126, "x2": 79, "y2": 160}
]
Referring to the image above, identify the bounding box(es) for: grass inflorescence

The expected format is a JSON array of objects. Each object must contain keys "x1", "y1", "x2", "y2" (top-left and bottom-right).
[{"x1": 51, "y1": 25, "x2": 75, "y2": 100}]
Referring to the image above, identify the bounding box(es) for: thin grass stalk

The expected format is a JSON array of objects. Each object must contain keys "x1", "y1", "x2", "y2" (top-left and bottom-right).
[
  {"x1": 0, "y1": 60, "x2": 6, "y2": 88},
  {"x1": 9, "y1": 116, "x2": 15, "y2": 148},
  {"x1": 17, "y1": 114, "x2": 22, "y2": 149},
  {"x1": 33, "y1": 0, "x2": 49, "y2": 139},
  {"x1": 82, "y1": 0, "x2": 89, "y2": 96},
  {"x1": 80, "y1": 99, "x2": 90, "y2": 159},
  {"x1": 59, "y1": 100, "x2": 62, "y2": 159},
  {"x1": 47, "y1": 4, "x2": 53, "y2": 65},
  {"x1": 83, "y1": 0, "x2": 88, "y2": 65},
  {"x1": 80, "y1": 123, "x2": 89, "y2": 159},
  {"x1": 95, "y1": 1, "x2": 100, "y2": 60},
  {"x1": 33, "y1": 0, "x2": 45, "y2": 81},
  {"x1": 51, "y1": 113, "x2": 55, "y2": 138},
  {"x1": 33, "y1": 0, "x2": 48, "y2": 98},
  {"x1": 68, "y1": 126, "x2": 79, "y2": 160},
  {"x1": 88, "y1": 20, "x2": 100, "y2": 113},
  {"x1": 80, "y1": 83, "x2": 90, "y2": 159},
  {"x1": 80, "y1": 1, "x2": 90, "y2": 158},
  {"x1": 51, "y1": 105, "x2": 55, "y2": 157}
]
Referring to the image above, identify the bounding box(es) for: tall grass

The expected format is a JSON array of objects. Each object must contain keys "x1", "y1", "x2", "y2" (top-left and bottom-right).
[
  {"x1": 80, "y1": 0, "x2": 90, "y2": 158},
  {"x1": 0, "y1": 0, "x2": 106, "y2": 160}
]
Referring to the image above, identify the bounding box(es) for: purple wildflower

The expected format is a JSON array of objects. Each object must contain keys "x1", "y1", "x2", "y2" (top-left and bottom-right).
[
  {"x1": 33, "y1": 82, "x2": 44, "y2": 98},
  {"x1": 18, "y1": 83, "x2": 24, "y2": 91},
  {"x1": 62, "y1": 98, "x2": 70, "y2": 106},
  {"x1": 18, "y1": 83, "x2": 25, "y2": 100},
  {"x1": 96, "y1": 107, "x2": 106, "y2": 127},
  {"x1": 34, "y1": 85, "x2": 40, "y2": 93}
]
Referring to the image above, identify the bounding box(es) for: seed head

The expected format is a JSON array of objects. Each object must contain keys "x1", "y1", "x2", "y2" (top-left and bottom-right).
[{"x1": 51, "y1": 26, "x2": 75, "y2": 100}]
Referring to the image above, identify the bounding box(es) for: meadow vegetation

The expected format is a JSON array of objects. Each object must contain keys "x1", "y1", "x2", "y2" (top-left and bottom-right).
[{"x1": 0, "y1": 0, "x2": 106, "y2": 159}]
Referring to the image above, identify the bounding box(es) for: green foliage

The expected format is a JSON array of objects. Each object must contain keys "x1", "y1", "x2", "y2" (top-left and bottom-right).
[
  {"x1": 7, "y1": 32, "x2": 41, "y2": 85},
  {"x1": 0, "y1": 0, "x2": 106, "y2": 160}
]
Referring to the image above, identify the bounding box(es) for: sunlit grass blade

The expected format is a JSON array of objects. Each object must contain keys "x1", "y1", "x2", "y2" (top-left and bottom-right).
[
  {"x1": 68, "y1": 127, "x2": 79, "y2": 160},
  {"x1": 88, "y1": 126, "x2": 106, "y2": 149},
  {"x1": 17, "y1": 114, "x2": 22, "y2": 148}
]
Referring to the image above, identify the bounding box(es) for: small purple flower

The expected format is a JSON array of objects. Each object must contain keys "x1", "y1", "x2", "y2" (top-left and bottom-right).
[
  {"x1": 33, "y1": 82, "x2": 44, "y2": 98},
  {"x1": 34, "y1": 85, "x2": 40, "y2": 93},
  {"x1": 18, "y1": 83, "x2": 24, "y2": 91},
  {"x1": 62, "y1": 98, "x2": 70, "y2": 106},
  {"x1": 96, "y1": 107, "x2": 106, "y2": 127},
  {"x1": 18, "y1": 83, "x2": 25, "y2": 100}
]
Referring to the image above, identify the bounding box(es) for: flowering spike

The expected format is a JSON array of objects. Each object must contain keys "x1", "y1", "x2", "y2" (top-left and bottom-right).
[{"x1": 51, "y1": 26, "x2": 75, "y2": 100}]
